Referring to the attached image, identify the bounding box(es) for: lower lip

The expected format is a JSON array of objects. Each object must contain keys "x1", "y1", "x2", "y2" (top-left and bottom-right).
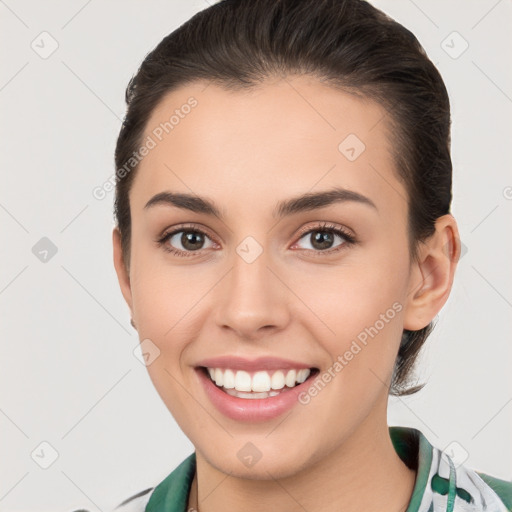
[{"x1": 195, "y1": 367, "x2": 318, "y2": 422}]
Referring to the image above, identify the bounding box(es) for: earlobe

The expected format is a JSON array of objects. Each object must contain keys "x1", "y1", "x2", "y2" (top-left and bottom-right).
[
  {"x1": 402, "y1": 214, "x2": 461, "y2": 331},
  {"x1": 112, "y1": 227, "x2": 133, "y2": 314}
]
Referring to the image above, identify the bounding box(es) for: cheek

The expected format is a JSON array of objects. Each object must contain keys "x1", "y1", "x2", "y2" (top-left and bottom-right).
[
  {"x1": 291, "y1": 247, "x2": 408, "y2": 380},
  {"x1": 129, "y1": 239, "x2": 206, "y2": 337},
  {"x1": 130, "y1": 261, "x2": 206, "y2": 416},
  {"x1": 129, "y1": 254, "x2": 219, "y2": 400},
  {"x1": 292, "y1": 273, "x2": 405, "y2": 423}
]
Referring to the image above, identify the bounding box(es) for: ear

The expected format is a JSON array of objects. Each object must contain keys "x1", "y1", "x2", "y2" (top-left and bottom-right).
[
  {"x1": 112, "y1": 227, "x2": 133, "y2": 316},
  {"x1": 403, "y1": 214, "x2": 461, "y2": 331}
]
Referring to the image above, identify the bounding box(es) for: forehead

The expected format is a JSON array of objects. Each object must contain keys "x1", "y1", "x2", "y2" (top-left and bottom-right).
[{"x1": 130, "y1": 76, "x2": 406, "y2": 218}]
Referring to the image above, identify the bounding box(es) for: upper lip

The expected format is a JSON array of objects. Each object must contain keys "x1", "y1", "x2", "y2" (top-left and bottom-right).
[{"x1": 195, "y1": 356, "x2": 316, "y2": 372}]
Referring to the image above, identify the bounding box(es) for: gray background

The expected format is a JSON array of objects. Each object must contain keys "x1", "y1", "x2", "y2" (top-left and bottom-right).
[{"x1": 1, "y1": 0, "x2": 511, "y2": 511}]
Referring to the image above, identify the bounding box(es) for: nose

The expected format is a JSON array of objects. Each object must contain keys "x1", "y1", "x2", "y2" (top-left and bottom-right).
[{"x1": 213, "y1": 245, "x2": 291, "y2": 340}]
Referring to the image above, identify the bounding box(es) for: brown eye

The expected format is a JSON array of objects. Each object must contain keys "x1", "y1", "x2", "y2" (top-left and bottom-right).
[
  {"x1": 293, "y1": 223, "x2": 356, "y2": 254},
  {"x1": 158, "y1": 227, "x2": 216, "y2": 256},
  {"x1": 306, "y1": 231, "x2": 336, "y2": 250},
  {"x1": 177, "y1": 231, "x2": 206, "y2": 251}
]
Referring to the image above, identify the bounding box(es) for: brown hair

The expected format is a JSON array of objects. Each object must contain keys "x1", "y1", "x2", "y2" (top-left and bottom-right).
[{"x1": 114, "y1": 0, "x2": 452, "y2": 396}]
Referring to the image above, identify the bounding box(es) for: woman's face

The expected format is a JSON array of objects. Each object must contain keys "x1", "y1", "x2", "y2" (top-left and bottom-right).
[{"x1": 114, "y1": 75, "x2": 428, "y2": 478}]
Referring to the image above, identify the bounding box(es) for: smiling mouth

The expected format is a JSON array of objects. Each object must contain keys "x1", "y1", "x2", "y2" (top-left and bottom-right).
[{"x1": 198, "y1": 366, "x2": 320, "y2": 399}]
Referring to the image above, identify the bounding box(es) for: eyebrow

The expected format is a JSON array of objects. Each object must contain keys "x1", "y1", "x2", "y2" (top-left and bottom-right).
[{"x1": 143, "y1": 186, "x2": 378, "y2": 219}]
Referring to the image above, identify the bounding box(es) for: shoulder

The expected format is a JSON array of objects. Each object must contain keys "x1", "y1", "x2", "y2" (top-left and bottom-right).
[
  {"x1": 429, "y1": 440, "x2": 512, "y2": 511},
  {"x1": 70, "y1": 453, "x2": 195, "y2": 512},
  {"x1": 68, "y1": 487, "x2": 155, "y2": 512},
  {"x1": 112, "y1": 487, "x2": 155, "y2": 512},
  {"x1": 111, "y1": 452, "x2": 196, "y2": 512},
  {"x1": 390, "y1": 426, "x2": 512, "y2": 511},
  {"x1": 475, "y1": 471, "x2": 512, "y2": 511}
]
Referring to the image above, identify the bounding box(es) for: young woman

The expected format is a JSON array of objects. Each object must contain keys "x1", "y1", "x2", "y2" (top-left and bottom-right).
[{"x1": 106, "y1": 0, "x2": 512, "y2": 511}]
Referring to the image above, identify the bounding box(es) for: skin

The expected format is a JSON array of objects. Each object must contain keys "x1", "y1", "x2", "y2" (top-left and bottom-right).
[{"x1": 112, "y1": 75, "x2": 460, "y2": 512}]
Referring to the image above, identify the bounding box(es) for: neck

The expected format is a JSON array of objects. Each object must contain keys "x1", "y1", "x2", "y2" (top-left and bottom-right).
[{"x1": 188, "y1": 409, "x2": 416, "y2": 512}]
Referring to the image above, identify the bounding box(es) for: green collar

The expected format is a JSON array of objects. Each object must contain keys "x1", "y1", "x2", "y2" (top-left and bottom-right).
[
  {"x1": 146, "y1": 426, "x2": 431, "y2": 512},
  {"x1": 389, "y1": 426, "x2": 433, "y2": 512}
]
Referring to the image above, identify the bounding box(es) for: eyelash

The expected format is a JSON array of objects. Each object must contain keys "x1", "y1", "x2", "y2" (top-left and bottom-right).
[{"x1": 156, "y1": 222, "x2": 356, "y2": 258}]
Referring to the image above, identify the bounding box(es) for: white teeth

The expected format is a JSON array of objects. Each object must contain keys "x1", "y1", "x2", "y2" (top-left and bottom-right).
[
  {"x1": 296, "y1": 369, "x2": 310, "y2": 383},
  {"x1": 206, "y1": 367, "x2": 312, "y2": 394},
  {"x1": 214, "y1": 368, "x2": 223, "y2": 387},
  {"x1": 285, "y1": 369, "x2": 297, "y2": 387},
  {"x1": 225, "y1": 389, "x2": 283, "y2": 399},
  {"x1": 222, "y1": 369, "x2": 235, "y2": 389},
  {"x1": 271, "y1": 371, "x2": 285, "y2": 390},
  {"x1": 234, "y1": 370, "x2": 252, "y2": 392},
  {"x1": 252, "y1": 371, "x2": 271, "y2": 392}
]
